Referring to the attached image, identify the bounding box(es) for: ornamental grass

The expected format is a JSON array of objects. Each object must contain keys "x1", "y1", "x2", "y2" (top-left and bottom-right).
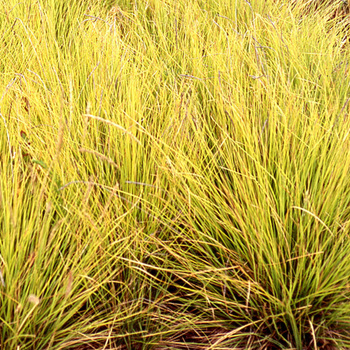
[{"x1": 1, "y1": 0, "x2": 350, "y2": 348}]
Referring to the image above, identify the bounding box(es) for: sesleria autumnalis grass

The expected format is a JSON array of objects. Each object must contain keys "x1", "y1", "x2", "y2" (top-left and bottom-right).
[{"x1": 1, "y1": 0, "x2": 350, "y2": 348}]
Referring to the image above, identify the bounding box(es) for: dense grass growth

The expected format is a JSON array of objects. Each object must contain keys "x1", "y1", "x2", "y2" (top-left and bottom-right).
[{"x1": 1, "y1": 0, "x2": 350, "y2": 348}]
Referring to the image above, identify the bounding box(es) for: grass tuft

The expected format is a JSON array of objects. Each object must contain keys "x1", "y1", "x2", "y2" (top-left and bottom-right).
[{"x1": 1, "y1": 0, "x2": 350, "y2": 348}]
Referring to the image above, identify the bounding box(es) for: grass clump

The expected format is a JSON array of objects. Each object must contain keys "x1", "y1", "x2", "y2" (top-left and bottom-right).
[{"x1": 1, "y1": 0, "x2": 350, "y2": 348}]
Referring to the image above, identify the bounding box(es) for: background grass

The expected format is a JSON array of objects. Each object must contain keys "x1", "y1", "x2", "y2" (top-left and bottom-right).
[{"x1": 1, "y1": 0, "x2": 350, "y2": 348}]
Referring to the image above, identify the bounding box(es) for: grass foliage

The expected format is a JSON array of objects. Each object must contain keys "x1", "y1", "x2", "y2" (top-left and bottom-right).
[{"x1": 1, "y1": 0, "x2": 350, "y2": 348}]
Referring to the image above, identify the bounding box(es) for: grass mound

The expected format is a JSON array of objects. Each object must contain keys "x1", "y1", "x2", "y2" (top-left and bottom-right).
[{"x1": 1, "y1": 0, "x2": 350, "y2": 348}]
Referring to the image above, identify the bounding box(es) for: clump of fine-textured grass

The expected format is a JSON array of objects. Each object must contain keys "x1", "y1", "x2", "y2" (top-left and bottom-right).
[{"x1": 1, "y1": 0, "x2": 350, "y2": 349}]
